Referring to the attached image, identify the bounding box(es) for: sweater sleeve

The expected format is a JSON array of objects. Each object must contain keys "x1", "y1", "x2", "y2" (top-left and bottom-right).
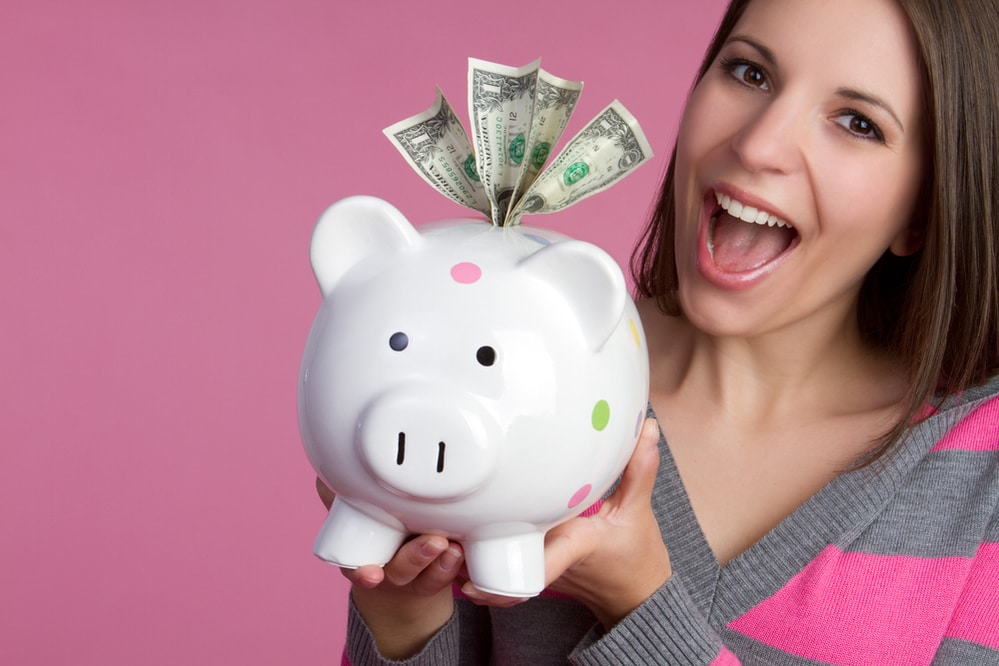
[
  {"x1": 343, "y1": 594, "x2": 492, "y2": 666},
  {"x1": 342, "y1": 595, "x2": 460, "y2": 666},
  {"x1": 569, "y1": 575, "x2": 739, "y2": 666}
]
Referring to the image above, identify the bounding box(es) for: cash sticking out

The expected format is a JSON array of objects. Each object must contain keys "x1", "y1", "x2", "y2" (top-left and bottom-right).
[{"x1": 384, "y1": 58, "x2": 654, "y2": 226}]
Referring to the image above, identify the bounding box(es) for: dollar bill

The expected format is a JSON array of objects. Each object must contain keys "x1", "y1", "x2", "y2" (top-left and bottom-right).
[
  {"x1": 383, "y1": 87, "x2": 491, "y2": 216},
  {"x1": 467, "y1": 58, "x2": 541, "y2": 225},
  {"x1": 385, "y1": 60, "x2": 651, "y2": 227},
  {"x1": 507, "y1": 100, "x2": 653, "y2": 225},
  {"x1": 505, "y1": 69, "x2": 583, "y2": 223}
]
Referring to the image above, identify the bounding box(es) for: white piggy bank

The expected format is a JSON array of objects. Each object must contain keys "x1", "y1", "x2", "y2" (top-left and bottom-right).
[{"x1": 298, "y1": 195, "x2": 649, "y2": 596}]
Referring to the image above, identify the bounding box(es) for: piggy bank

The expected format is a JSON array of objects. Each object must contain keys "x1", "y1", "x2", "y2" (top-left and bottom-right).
[{"x1": 298, "y1": 195, "x2": 649, "y2": 596}]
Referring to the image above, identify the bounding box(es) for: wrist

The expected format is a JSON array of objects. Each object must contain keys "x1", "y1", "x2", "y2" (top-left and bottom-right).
[
  {"x1": 351, "y1": 584, "x2": 455, "y2": 659},
  {"x1": 590, "y1": 565, "x2": 672, "y2": 629}
]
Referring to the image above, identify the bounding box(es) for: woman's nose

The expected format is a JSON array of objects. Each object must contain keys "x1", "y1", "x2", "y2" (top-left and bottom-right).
[{"x1": 729, "y1": 94, "x2": 804, "y2": 175}]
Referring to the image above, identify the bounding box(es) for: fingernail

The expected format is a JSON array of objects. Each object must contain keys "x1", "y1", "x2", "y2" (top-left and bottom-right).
[
  {"x1": 439, "y1": 545, "x2": 462, "y2": 572},
  {"x1": 420, "y1": 537, "x2": 446, "y2": 558},
  {"x1": 358, "y1": 573, "x2": 380, "y2": 588}
]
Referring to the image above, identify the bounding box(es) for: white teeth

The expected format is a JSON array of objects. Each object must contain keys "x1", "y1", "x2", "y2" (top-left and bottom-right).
[{"x1": 714, "y1": 191, "x2": 790, "y2": 229}]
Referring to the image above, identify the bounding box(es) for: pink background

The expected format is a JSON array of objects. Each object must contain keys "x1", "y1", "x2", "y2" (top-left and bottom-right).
[{"x1": 1, "y1": 1, "x2": 727, "y2": 663}]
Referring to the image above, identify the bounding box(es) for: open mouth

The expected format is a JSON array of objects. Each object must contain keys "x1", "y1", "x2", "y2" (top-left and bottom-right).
[{"x1": 708, "y1": 191, "x2": 798, "y2": 272}]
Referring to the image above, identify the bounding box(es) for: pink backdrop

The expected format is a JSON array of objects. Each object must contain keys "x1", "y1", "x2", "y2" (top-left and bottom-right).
[{"x1": 1, "y1": 1, "x2": 727, "y2": 662}]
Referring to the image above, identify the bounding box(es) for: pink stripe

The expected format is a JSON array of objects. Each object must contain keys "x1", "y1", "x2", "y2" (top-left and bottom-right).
[
  {"x1": 945, "y1": 542, "x2": 999, "y2": 649},
  {"x1": 728, "y1": 545, "x2": 971, "y2": 663},
  {"x1": 579, "y1": 498, "x2": 603, "y2": 517},
  {"x1": 710, "y1": 646, "x2": 741, "y2": 665},
  {"x1": 931, "y1": 396, "x2": 999, "y2": 451}
]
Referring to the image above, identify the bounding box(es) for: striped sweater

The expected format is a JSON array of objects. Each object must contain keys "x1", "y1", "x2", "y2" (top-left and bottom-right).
[{"x1": 344, "y1": 375, "x2": 999, "y2": 665}]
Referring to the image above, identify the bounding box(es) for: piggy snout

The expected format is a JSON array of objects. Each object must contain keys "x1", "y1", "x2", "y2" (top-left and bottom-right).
[{"x1": 358, "y1": 388, "x2": 498, "y2": 501}]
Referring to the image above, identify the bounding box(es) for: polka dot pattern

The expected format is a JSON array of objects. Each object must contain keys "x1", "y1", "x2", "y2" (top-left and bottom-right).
[
  {"x1": 450, "y1": 262, "x2": 481, "y2": 284},
  {"x1": 629, "y1": 318, "x2": 641, "y2": 348},
  {"x1": 568, "y1": 484, "x2": 592, "y2": 509},
  {"x1": 591, "y1": 400, "x2": 610, "y2": 431}
]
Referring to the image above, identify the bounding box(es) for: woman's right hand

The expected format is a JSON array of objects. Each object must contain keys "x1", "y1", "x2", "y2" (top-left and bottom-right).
[
  {"x1": 317, "y1": 477, "x2": 464, "y2": 660},
  {"x1": 346, "y1": 534, "x2": 464, "y2": 659}
]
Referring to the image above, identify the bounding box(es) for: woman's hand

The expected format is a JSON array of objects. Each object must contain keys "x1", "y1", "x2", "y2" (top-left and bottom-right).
[
  {"x1": 538, "y1": 418, "x2": 671, "y2": 628},
  {"x1": 315, "y1": 478, "x2": 464, "y2": 660}
]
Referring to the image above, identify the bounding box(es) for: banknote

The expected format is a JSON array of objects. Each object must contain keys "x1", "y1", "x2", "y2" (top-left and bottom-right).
[
  {"x1": 467, "y1": 58, "x2": 541, "y2": 225},
  {"x1": 383, "y1": 87, "x2": 491, "y2": 215},
  {"x1": 385, "y1": 60, "x2": 651, "y2": 227},
  {"x1": 505, "y1": 69, "x2": 583, "y2": 222},
  {"x1": 507, "y1": 100, "x2": 653, "y2": 224}
]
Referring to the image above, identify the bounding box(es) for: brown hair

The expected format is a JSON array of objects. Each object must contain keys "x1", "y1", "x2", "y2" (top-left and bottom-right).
[{"x1": 631, "y1": 0, "x2": 999, "y2": 462}]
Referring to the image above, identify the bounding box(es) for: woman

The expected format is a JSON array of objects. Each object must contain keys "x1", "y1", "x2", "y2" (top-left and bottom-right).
[{"x1": 334, "y1": 0, "x2": 999, "y2": 662}]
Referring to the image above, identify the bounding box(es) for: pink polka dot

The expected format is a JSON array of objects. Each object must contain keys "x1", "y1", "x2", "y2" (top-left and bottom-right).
[
  {"x1": 567, "y1": 483, "x2": 592, "y2": 509},
  {"x1": 450, "y1": 262, "x2": 481, "y2": 284}
]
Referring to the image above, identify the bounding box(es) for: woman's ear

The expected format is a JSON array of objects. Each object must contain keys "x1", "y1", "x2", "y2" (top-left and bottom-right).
[{"x1": 889, "y1": 223, "x2": 925, "y2": 257}]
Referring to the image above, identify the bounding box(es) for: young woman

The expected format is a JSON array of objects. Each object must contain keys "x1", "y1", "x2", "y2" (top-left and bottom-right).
[{"x1": 332, "y1": 0, "x2": 999, "y2": 662}]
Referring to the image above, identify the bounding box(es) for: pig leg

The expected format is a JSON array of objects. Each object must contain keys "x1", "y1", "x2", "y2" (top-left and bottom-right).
[
  {"x1": 464, "y1": 529, "x2": 546, "y2": 597},
  {"x1": 313, "y1": 496, "x2": 408, "y2": 568}
]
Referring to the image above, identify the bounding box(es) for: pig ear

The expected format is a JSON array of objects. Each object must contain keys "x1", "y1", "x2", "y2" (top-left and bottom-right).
[
  {"x1": 310, "y1": 196, "x2": 422, "y2": 294},
  {"x1": 518, "y1": 240, "x2": 627, "y2": 351}
]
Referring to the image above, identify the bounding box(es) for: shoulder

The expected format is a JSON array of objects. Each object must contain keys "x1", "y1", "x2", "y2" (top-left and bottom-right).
[
  {"x1": 926, "y1": 374, "x2": 999, "y2": 450},
  {"x1": 914, "y1": 375, "x2": 999, "y2": 519}
]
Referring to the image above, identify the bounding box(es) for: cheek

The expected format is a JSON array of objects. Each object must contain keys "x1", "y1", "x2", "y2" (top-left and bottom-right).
[
  {"x1": 673, "y1": 85, "x2": 738, "y2": 222},
  {"x1": 817, "y1": 152, "x2": 923, "y2": 247},
  {"x1": 674, "y1": 90, "x2": 712, "y2": 183}
]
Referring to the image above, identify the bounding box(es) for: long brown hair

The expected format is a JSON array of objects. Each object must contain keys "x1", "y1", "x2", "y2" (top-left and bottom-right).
[{"x1": 631, "y1": 0, "x2": 999, "y2": 462}]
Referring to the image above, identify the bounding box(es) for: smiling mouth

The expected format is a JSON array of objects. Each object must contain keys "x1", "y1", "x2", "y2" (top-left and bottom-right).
[{"x1": 708, "y1": 191, "x2": 798, "y2": 272}]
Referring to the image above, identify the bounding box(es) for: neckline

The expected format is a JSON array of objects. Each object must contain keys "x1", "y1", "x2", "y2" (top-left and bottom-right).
[{"x1": 646, "y1": 382, "x2": 993, "y2": 623}]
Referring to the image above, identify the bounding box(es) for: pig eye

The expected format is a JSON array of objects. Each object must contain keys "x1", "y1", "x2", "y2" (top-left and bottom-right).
[
  {"x1": 476, "y1": 345, "x2": 496, "y2": 366},
  {"x1": 389, "y1": 332, "x2": 409, "y2": 352}
]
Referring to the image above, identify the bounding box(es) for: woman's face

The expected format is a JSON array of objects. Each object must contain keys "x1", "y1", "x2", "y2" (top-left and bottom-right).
[{"x1": 672, "y1": 0, "x2": 926, "y2": 340}]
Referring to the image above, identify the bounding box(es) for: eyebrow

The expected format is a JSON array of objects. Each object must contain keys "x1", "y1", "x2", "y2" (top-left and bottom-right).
[
  {"x1": 834, "y1": 88, "x2": 904, "y2": 133},
  {"x1": 725, "y1": 34, "x2": 905, "y2": 133},
  {"x1": 727, "y1": 35, "x2": 778, "y2": 67}
]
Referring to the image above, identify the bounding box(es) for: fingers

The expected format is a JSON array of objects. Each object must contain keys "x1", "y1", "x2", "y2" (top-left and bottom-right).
[
  {"x1": 342, "y1": 535, "x2": 465, "y2": 598},
  {"x1": 382, "y1": 536, "x2": 449, "y2": 584},
  {"x1": 611, "y1": 418, "x2": 661, "y2": 512},
  {"x1": 343, "y1": 563, "x2": 386, "y2": 588},
  {"x1": 541, "y1": 418, "x2": 663, "y2": 589}
]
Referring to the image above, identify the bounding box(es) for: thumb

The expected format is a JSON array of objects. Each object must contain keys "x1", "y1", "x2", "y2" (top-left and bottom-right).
[{"x1": 607, "y1": 418, "x2": 660, "y2": 511}]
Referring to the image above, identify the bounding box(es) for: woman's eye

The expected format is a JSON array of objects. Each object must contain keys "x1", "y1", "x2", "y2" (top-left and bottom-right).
[
  {"x1": 723, "y1": 58, "x2": 769, "y2": 90},
  {"x1": 834, "y1": 113, "x2": 885, "y2": 142}
]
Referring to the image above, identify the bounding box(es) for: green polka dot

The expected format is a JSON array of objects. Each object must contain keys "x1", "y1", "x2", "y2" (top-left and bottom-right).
[{"x1": 591, "y1": 400, "x2": 610, "y2": 431}]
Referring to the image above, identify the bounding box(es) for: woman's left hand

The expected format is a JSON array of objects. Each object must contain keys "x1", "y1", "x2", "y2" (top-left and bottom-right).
[{"x1": 460, "y1": 418, "x2": 672, "y2": 626}]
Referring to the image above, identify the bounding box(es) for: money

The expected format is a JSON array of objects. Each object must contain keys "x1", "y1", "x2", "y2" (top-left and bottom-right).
[
  {"x1": 385, "y1": 59, "x2": 651, "y2": 227},
  {"x1": 506, "y1": 69, "x2": 583, "y2": 219},
  {"x1": 508, "y1": 100, "x2": 653, "y2": 224},
  {"x1": 383, "y1": 87, "x2": 491, "y2": 216},
  {"x1": 467, "y1": 59, "x2": 584, "y2": 225},
  {"x1": 467, "y1": 58, "x2": 542, "y2": 225}
]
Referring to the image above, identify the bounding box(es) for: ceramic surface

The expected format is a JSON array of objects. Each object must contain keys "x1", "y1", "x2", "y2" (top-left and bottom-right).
[{"x1": 298, "y1": 196, "x2": 649, "y2": 596}]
